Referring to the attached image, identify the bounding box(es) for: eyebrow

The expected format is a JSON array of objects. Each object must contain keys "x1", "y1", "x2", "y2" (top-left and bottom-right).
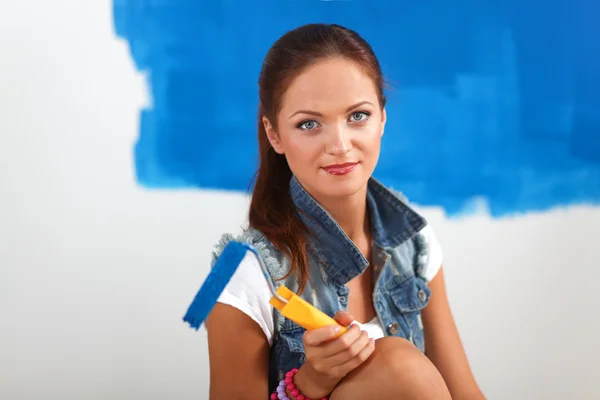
[{"x1": 288, "y1": 101, "x2": 374, "y2": 119}]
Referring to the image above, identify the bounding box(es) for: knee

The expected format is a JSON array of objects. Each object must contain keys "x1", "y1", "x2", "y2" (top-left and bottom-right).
[
  {"x1": 331, "y1": 337, "x2": 451, "y2": 400},
  {"x1": 374, "y1": 336, "x2": 428, "y2": 370},
  {"x1": 373, "y1": 336, "x2": 419, "y2": 359},
  {"x1": 371, "y1": 337, "x2": 440, "y2": 382}
]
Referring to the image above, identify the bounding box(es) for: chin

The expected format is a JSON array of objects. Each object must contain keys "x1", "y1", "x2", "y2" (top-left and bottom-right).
[{"x1": 318, "y1": 175, "x2": 368, "y2": 199}]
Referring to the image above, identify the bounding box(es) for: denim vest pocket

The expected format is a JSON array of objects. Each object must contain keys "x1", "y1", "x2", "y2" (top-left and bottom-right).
[{"x1": 387, "y1": 275, "x2": 431, "y2": 351}]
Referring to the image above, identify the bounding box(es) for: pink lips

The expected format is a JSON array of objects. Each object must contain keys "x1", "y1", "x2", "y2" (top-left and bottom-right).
[{"x1": 322, "y1": 162, "x2": 359, "y2": 175}]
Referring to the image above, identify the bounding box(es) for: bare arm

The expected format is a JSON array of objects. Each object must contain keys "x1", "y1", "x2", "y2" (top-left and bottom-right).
[
  {"x1": 205, "y1": 303, "x2": 270, "y2": 400},
  {"x1": 421, "y1": 267, "x2": 486, "y2": 399}
]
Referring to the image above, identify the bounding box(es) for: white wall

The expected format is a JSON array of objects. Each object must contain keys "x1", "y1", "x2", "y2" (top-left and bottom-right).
[{"x1": 1, "y1": 1, "x2": 599, "y2": 399}]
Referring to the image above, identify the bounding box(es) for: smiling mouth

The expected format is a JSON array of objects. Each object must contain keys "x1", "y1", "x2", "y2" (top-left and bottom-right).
[{"x1": 322, "y1": 162, "x2": 359, "y2": 175}]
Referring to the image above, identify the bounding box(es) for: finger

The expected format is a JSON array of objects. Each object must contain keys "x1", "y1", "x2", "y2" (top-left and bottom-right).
[
  {"x1": 304, "y1": 329, "x2": 369, "y2": 377},
  {"x1": 325, "y1": 329, "x2": 372, "y2": 365},
  {"x1": 319, "y1": 323, "x2": 363, "y2": 355},
  {"x1": 303, "y1": 324, "x2": 343, "y2": 346},
  {"x1": 333, "y1": 310, "x2": 355, "y2": 327},
  {"x1": 336, "y1": 337, "x2": 376, "y2": 375}
]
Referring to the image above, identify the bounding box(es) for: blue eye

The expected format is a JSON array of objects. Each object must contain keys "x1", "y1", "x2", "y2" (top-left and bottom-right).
[
  {"x1": 350, "y1": 111, "x2": 370, "y2": 122},
  {"x1": 298, "y1": 120, "x2": 318, "y2": 130}
]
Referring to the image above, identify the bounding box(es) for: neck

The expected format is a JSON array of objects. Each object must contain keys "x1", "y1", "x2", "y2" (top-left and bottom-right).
[{"x1": 317, "y1": 187, "x2": 370, "y2": 244}]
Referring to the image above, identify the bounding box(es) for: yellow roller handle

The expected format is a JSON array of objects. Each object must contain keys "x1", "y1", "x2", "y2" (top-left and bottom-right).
[{"x1": 269, "y1": 285, "x2": 347, "y2": 336}]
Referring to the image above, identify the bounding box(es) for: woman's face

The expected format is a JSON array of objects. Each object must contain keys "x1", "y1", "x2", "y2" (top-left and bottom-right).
[{"x1": 264, "y1": 56, "x2": 386, "y2": 202}]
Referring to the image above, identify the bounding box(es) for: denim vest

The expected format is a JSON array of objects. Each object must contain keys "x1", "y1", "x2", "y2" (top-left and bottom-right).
[{"x1": 213, "y1": 176, "x2": 432, "y2": 393}]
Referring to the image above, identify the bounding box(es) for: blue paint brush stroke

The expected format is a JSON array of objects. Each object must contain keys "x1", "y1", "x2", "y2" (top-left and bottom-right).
[{"x1": 113, "y1": 0, "x2": 600, "y2": 217}]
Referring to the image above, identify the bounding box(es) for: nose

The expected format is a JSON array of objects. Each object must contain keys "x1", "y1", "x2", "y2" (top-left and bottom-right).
[{"x1": 325, "y1": 124, "x2": 352, "y2": 156}]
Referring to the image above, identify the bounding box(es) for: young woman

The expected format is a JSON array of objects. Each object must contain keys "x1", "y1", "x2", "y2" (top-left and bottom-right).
[{"x1": 204, "y1": 23, "x2": 485, "y2": 399}]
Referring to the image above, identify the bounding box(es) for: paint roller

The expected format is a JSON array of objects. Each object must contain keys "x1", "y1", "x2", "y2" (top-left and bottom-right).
[{"x1": 183, "y1": 241, "x2": 347, "y2": 334}]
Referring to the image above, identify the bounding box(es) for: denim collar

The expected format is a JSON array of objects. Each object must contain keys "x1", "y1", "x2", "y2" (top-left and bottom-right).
[{"x1": 289, "y1": 175, "x2": 426, "y2": 284}]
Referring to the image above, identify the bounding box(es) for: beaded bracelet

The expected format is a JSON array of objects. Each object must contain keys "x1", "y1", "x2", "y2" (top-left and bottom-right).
[{"x1": 270, "y1": 368, "x2": 328, "y2": 400}]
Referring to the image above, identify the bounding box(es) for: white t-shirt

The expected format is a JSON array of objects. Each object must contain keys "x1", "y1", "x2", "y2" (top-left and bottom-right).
[{"x1": 216, "y1": 225, "x2": 443, "y2": 345}]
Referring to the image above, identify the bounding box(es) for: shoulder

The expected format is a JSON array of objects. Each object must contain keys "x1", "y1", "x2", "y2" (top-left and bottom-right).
[
  {"x1": 211, "y1": 227, "x2": 273, "y2": 266},
  {"x1": 385, "y1": 187, "x2": 444, "y2": 281},
  {"x1": 213, "y1": 229, "x2": 279, "y2": 344}
]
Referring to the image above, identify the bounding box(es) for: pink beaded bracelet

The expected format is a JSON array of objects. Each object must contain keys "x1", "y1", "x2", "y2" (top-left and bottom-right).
[{"x1": 270, "y1": 368, "x2": 329, "y2": 400}]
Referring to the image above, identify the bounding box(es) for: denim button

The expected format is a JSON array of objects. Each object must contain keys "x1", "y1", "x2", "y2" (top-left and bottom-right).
[
  {"x1": 339, "y1": 296, "x2": 347, "y2": 303},
  {"x1": 388, "y1": 323, "x2": 399, "y2": 335},
  {"x1": 418, "y1": 289, "x2": 426, "y2": 303}
]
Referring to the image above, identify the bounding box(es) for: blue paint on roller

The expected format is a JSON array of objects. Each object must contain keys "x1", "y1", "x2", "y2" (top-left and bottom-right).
[
  {"x1": 183, "y1": 241, "x2": 250, "y2": 330},
  {"x1": 113, "y1": 0, "x2": 600, "y2": 217}
]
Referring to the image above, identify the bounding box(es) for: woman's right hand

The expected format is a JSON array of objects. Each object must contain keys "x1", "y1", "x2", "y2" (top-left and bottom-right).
[{"x1": 293, "y1": 311, "x2": 376, "y2": 398}]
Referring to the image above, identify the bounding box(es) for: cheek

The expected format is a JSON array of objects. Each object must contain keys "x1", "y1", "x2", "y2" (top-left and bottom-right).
[
  {"x1": 281, "y1": 132, "x2": 320, "y2": 166},
  {"x1": 355, "y1": 123, "x2": 383, "y2": 151}
]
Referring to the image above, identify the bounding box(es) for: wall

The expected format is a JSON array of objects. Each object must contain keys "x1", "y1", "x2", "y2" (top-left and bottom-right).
[
  {"x1": 0, "y1": 1, "x2": 599, "y2": 399},
  {"x1": 114, "y1": 0, "x2": 600, "y2": 217}
]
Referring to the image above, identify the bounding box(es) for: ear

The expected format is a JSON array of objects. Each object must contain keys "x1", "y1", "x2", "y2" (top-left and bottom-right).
[
  {"x1": 263, "y1": 116, "x2": 285, "y2": 154},
  {"x1": 380, "y1": 107, "x2": 387, "y2": 137}
]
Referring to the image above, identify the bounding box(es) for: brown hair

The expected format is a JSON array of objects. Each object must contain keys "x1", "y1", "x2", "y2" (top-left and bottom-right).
[{"x1": 249, "y1": 23, "x2": 387, "y2": 294}]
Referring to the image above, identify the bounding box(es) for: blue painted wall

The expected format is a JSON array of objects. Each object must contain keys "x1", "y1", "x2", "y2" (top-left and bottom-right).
[{"x1": 113, "y1": 0, "x2": 600, "y2": 216}]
